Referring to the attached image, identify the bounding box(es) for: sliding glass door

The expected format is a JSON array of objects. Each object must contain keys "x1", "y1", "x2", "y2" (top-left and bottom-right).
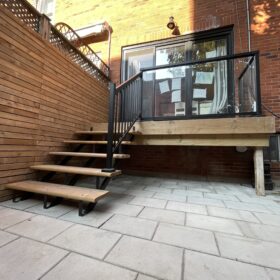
[{"x1": 121, "y1": 27, "x2": 232, "y2": 120}]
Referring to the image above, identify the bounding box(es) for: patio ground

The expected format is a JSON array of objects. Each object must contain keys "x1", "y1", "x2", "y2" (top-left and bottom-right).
[{"x1": 0, "y1": 175, "x2": 280, "y2": 280}]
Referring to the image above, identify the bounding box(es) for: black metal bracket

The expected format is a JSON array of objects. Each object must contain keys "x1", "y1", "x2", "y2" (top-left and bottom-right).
[
  {"x1": 43, "y1": 196, "x2": 63, "y2": 209},
  {"x1": 78, "y1": 201, "x2": 96, "y2": 216},
  {"x1": 12, "y1": 192, "x2": 33, "y2": 203}
]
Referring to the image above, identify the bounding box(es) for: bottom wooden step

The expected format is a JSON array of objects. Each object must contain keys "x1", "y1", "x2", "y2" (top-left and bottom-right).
[{"x1": 5, "y1": 180, "x2": 108, "y2": 203}]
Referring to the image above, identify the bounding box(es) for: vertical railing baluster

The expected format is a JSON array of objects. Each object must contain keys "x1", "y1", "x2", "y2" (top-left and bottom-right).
[{"x1": 103, "y1": 82, "x2": 116, "y2": 172}]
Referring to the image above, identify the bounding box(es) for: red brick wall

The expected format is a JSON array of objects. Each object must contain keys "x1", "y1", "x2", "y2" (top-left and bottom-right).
[
  {"x1": 121, "y1": 146, "x2": 254, "y2": 182},
  {"x1": 53, "y1": 0, "x2": 279, "y2": 181}
]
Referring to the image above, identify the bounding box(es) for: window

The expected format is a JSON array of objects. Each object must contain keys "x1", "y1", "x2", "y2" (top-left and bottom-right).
[
  {"x1": 122, "y1": 26, "x2": 233, "y2": 120},
  {"x1": 34, "y1": 0, "x2": 56, "y2": 22}
]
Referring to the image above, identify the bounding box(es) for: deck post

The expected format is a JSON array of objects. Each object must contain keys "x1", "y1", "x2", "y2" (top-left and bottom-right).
[
  {"x1": 253, "y1": 147, "x2": 265, "y2": 196},
  {"x1": 39, "y1": 14, "x2": 51, "y2": 41}
]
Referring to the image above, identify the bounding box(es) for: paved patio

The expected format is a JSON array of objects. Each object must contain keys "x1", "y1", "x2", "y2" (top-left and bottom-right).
[{"x1": 0, "y1": 175, "x2": 280, "y2": 280}]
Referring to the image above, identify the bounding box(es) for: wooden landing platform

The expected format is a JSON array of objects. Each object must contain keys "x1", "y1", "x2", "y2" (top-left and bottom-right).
[{"x1": 129, "y1": 116, "x2": 275, "y2": 147}]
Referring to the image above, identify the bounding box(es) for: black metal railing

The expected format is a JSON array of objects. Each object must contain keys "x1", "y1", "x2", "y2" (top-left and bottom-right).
[
  {"x1": 103, "y1": 51, "x2": 261, "y2": 170},
  {"x1": 0, "y1": 0, "x2": 110, "y2": 81},
  {"x1": 103, "y1": 73, "x2": 142, "y2": 171},
  {"x1": 139, "y1": 51, "x2": 261, "y2": 119}
]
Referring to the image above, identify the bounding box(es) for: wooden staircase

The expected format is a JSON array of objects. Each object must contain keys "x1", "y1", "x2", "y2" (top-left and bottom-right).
[{"x1": 5, "y1": 129, "x2": 132, "y2": 216}]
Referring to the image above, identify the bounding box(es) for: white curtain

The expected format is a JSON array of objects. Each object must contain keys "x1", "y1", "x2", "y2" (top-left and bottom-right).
[{"x1": 210, "y1": 45, "x2": 228, "y2": 114}]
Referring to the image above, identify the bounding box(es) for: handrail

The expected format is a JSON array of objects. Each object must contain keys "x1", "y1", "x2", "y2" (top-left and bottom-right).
[
  {"x1": 116, "y1": 72, "x2": 142, "y2": 91},
  {"x1": 140, "y1": 51, "x2": 258, "y2": 72},
  {"x1": 103, "y1": 76, "x2": 142, "y2": 172}
]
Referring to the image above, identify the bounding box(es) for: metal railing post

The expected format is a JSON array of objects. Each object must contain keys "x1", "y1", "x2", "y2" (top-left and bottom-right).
[
  {"x1": 139, "y1": 72, "x2": 143, "y2": 119},
  {"x1": 103, "y1": 82, "x2": 116, "y2": 172},
  {"x1": 255, "y1": 52, "x2": 262, "y2": 115}
]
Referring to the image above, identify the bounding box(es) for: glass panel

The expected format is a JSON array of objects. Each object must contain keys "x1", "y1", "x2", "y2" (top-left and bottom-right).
[
  {"x1": 235, "y1": 57, "x2": 257, "y2": 113},
  {"x1": 191, "y1": 39, "x2": 228, "y2": 115},
  {"x1": 123, "y1": 48, "x2": 154, "y2": 118},
  {"x1": 154, "y1": 44, "x2": 186, "y2": 117}
]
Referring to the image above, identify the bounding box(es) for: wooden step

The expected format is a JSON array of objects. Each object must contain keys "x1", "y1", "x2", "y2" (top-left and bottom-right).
[
  {"x1": 31, "y1": 165, "x2": 121, "y2": 177},
  {"x1": 63, "y1": 140, "x2": 133, "y2": 145},
  {"x1": 5, "y1": 180, "x2": 108, "y2": 203},
  {"x1": 49, "y1": 151, "x2": 130, "y2": 159}
]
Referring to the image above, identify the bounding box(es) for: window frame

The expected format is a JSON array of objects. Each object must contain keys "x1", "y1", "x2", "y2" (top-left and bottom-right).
[{"x1": 121, "y1": 25, "x2": 234, "y2": 121}]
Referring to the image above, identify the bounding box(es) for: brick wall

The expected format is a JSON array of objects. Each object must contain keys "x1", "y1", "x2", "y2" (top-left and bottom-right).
[{"x1": 52, "y1": 0, "x2": 279, "y2": 181}]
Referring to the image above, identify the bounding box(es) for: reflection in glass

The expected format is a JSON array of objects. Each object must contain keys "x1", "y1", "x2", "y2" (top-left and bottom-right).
[
  {"x1": 191, "y1": 39, "x2": 228, "y2": 115},
  {"x1": 123, "y1": 48, "x2": 154, "y2": 118},
  {"x1": 155, "y1": 44, "x2": 186, "y2": 117}
]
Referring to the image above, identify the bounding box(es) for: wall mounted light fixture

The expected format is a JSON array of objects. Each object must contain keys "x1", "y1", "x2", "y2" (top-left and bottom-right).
[{"x1": 167, "y1": 16, "x2": 180, "y2": 35}]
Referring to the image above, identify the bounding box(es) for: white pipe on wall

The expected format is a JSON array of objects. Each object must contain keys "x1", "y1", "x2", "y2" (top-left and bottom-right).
[{"x1": 246, "y1": 0, "x2": 251, "y2": 51}]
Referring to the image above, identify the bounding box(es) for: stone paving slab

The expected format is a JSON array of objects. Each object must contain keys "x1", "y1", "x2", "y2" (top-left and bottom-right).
[
  {"x1": 95, "y1": 201, "x2": 144, "y2": 217},
  {"x1": 144, "y1": 186, "x2": 172, "y2": 194},
  {"x1": 0, "y1": 238, "x2": 67, "y2": 280},
  {"x1": 266, "y1": 268, "x2": 280, "y2": 280},
  {"x1": 106, "y1": 235, "x2": 183, "y2": 280},
  {"x1": 137, "y1": 274, "x2": 158, "y2": 280},
  {"x1": 49, "y1": 224, "x2": 121, "y2": 259},
  {"x1": 204, "y1": 192, "x2": 239, "y2": 202},
  {"x1": 102, "y1": 214, "x2": 157, "y2": 239},
  {"x1": 106, "y1": 186, "x2": 129, "y2": 194},
  {"x1": 265, "y1": 204, "x2": 280, "y2": 215},
  {"x1": 173, "y1": 189, "x2": 204, "y2": 198},
  {"x1": 153, "y1": 223, "x2": 219, "y2": 255},
  {"x1": 125, "y1": 189, "x2": 156, "y2": 198},
  {"x1": 237, "y1": 221, "x2": 280, "y2": 243},
  {"x1": 207, "y1": 206, "x2": 260, "y2": 223},
  {"x1": 153, "y1": 192, "x2": 187, "y2": 202},
  {"x1": 0, "y1": 199, "x2": 41, "y2": 210},
  {"x1": 184, "y1": 249, "x2": 271, "y2": 280},
  {"x1": 0, "y1": 230, "x2": 18, "y2": 247},
  {"x1": 187, "y1": 186, "x2": 214, "y2": 192},
  {"x1": 0, "y1": 208, "x2": 34, "y2": 230},
  {"x1": 59, "y1": 209, "x2": 113, "y2": 227},
  {"x1": 253, "y1": 212, "x2": 280, "y2": 227},
  {"x1": 188, "y1": 197, "x2": 225, "y2": 207},
  {"x1": 166, "y1": 201, "x2": 207, "y2": 215},
  {"x1": 129, "y1": 197, "x2": 167, "y2": 209},
  {"x1": 186, "y1": 213, "x2": 243, "y2": 236},
  {"x1": 224, "y1": 201, "x2": 272, "y2": 213},
  {"x1": 26, "y1": 203, "x2": 75, "y2": 218},
  {"x1": 102, "y1": 193, "x2": 135, "y2": 204},
  {"x1": 236, "y1": 195, "x2": 280, "y2": 206},
  {"x1": 139, "y1": 207, "x2": 185, "y2": 225},
  {"x1": 7, "y1": 215, "x2": 73, "y2": 242},
  {"x1": 216, "y1": 233, "x2": 280, "y2": 269},
  {"x1": 42, "y1": 252, "x2": 137, "y2": 280}
]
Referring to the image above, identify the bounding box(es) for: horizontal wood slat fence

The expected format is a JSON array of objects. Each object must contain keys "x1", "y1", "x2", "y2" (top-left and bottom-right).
[
  {"x1": 0, "y1": 0, "x2": 110, "y2": 81},
  {"x1": 0, "y1": 5, "x2": 109, "y2": 201}
]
